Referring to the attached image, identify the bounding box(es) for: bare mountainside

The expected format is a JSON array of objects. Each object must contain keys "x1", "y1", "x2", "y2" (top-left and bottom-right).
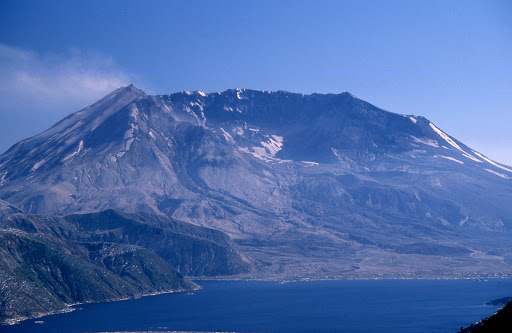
[{"x1": 1, "y1": 85, "x2": 512, "y2": 277}]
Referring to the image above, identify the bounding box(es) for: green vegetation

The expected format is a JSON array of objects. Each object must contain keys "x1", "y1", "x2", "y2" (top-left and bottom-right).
[{"x1": 0, "y1": 209, "x2": 252, "y2": 324}]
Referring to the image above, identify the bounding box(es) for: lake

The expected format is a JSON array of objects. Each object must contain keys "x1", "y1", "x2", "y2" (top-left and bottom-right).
[{"x1": 4, "y1": 279, "x2": 511, "y2": 333}]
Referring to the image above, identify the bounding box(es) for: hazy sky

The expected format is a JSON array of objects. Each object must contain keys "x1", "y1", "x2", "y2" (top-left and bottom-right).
[{"x1": 1, "y1": 0, "x2": 511, "y2": 164}]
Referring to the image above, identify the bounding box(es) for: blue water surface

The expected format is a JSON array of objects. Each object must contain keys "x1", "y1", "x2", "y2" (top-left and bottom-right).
[{"x1": 4, "y1": 279, "x2": 511, "y2": 333}]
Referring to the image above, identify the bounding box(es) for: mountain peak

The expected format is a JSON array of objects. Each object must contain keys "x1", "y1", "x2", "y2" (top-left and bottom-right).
[
  {"x1": 343, "y1": 91, "x2": 359, "y2": 99},
  {"x1": 1, "y1": 85, "x2": 512, "y2": 279},
  {"x1": 109, "y1": 84, "x2": 146, "y2": 98}
]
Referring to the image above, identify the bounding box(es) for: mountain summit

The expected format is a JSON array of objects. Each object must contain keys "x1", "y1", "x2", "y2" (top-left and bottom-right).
[{"x1": 1, "y1": 85, "x2": 511, "y2": 277}]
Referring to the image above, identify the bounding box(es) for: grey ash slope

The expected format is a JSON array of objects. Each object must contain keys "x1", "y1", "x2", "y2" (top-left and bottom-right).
[{"x1": 1, "y1": 85, "x2": 512, "y2": 277}]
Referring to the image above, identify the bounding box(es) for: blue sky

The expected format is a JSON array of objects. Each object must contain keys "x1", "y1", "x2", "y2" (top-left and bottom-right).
[{"x1": 1, "y1": 0, "x2": 511, "y2": 164}]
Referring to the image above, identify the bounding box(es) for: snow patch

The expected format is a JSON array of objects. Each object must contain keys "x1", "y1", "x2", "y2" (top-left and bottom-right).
[
  {"x1": 429, "y1": 123, "x2": 463, "y2": 151},
  {"x1": 409, "y1": 116, "x2": 417, "y2": 124},
  {"x1": 126, "y1": 138, "x2": 134, "y2": 151},
  {"x1": 473, "y1": 151, "x2": 512, "y2": 173},
  {"x1": 220, "y1": 128, "x2": 235, "y2": 144},
  {"x1": 331, "y1": 147, "x2": 342, "y2": 159},
  {"x1": 30, "y1": 159, "x2": 46, "y2": 172},
  {"x1": 0, "y1": 172, "x2": 7, "y2": 186},
  {"x1": 238, "y1": 135, "x2": 288, "y2": 163},
  {"x1": 198, "y1": 91, "x2": 207, "y2": 97},
  {"x1": 190, "y1": 102, "x2": 204, "y2": 111},
  {"x1": 429, "y1": 123, "x2": 482, "y2": 162},
  {"x1": 63, "y1": 140, "x2": 84, "y2": 161},
  {"x1": 462, "y1": 153, "x2": 482, "y2": 163},
  {"x1": 130, "y1": 105, "x2": 139, "y2": 121},
  {"x1": 302, "y1": 161, "x2": 319, "y2": 166},
  {"x1": 438, "y1": 155, "x2": 464, "y2": 164},
  {"x1": 411, "y1": 136, "x2": 438, "y2": 147},
  {"x1": 183, "y1": 105, "x2": 205, "y2": 126},
  {"x1": 236, "y1": 88, "x2": 244, "y2": 100},
  {"x1": 485, "y1": 168, "x2": 510, "y2": 179},
  {"x1": 459, "y1": 216, "x2": 469, "y2": 226},
  {"x1": 261, "y1": 135, "x2": 284, "y2": 156},
  {"x1": 252, "y1": 147, "x2": 268, "y2": 159},
  {"x1": 239, "y1": 147, "x2": 270, "y2": 162},
  {"x1": 149, "y1": 131, "x2": 157, "y2": 141},
  {"x1": 161, "y1": 97, "x2": 173, "y2": 113},
  {"x1": 124, "y1": 123, "x2": 138, "y2": 140}
]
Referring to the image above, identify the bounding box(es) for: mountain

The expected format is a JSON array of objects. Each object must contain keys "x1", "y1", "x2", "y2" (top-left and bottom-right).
[
  {"x1": 0, "y1": 225, "x2": 197, "y2": 324},
  {"x1": 0, "y1": 199, "x2": 22, "y2": 217},
  {"x1": 485, "y1": 297, "x2": 512, "y2": 307},
  {"x1": 0, "y1": 208, "x2": 251, "y2": 324},
  {"x1": 1, "y1": 85, "x2": 511, "y2": 277},
  {"x1": 459, "y1": 300, "x2": 512, "y2": 333},
  {"x1": 61, "y1": 209, "x2": 252, "y2": 276},
  {"x1": 1, "y1": 209, "x2": 252, "y2": 276}
]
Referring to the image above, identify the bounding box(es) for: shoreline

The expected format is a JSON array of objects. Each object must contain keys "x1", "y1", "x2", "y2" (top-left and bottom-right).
[
  {"x1": 4, "y1": 274, "x2": 510, "y2": 326},
  {"x1": 192, "y1": 272, "x2": 512, "y2": 282},
  {"x1": 1, "y1": 284, "x2": 201, "y2": 326}
]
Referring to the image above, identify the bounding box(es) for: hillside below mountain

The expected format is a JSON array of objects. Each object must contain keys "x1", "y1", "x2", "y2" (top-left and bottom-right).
[
  {"x1": 0, "y1": 206, "x2": 250, "y2": 324},
  {"x1": 1, "y1": 85, "x2": 511, "y2": 277},
  {"x1": 459, "y1": 300, "x2": 512, "y2": 333}
]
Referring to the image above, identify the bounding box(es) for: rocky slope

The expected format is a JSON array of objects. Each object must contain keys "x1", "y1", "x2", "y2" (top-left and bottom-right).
[
  {"x1": 0, "y1": 207, "x2": 251, "y2": 324},
  {"x1": 1, "y1": 86, "x2": 511, "y2": 277},
  {"x1": 61, "y1": 209, "x2": 252, "y2": 276},
  {"x1": 459, "y1": 300, "x2": 512, "y2": 332},
  {"x1": 0, "y1": 230, "x2": 196, "y2": 324}
]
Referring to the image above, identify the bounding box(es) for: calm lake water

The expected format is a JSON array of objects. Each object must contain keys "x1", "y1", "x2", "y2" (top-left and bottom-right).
[{"x1": 4, "y1": 279, "x2": 512, "y2": 333}]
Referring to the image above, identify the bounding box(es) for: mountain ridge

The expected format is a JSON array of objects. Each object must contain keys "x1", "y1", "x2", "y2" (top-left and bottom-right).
[
  {"x1": 0, "y1": 207, "x2": 252, "y2": 324},
  {"x1": 1, "y1": 85, "x2": 511, "y2": 277}
]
